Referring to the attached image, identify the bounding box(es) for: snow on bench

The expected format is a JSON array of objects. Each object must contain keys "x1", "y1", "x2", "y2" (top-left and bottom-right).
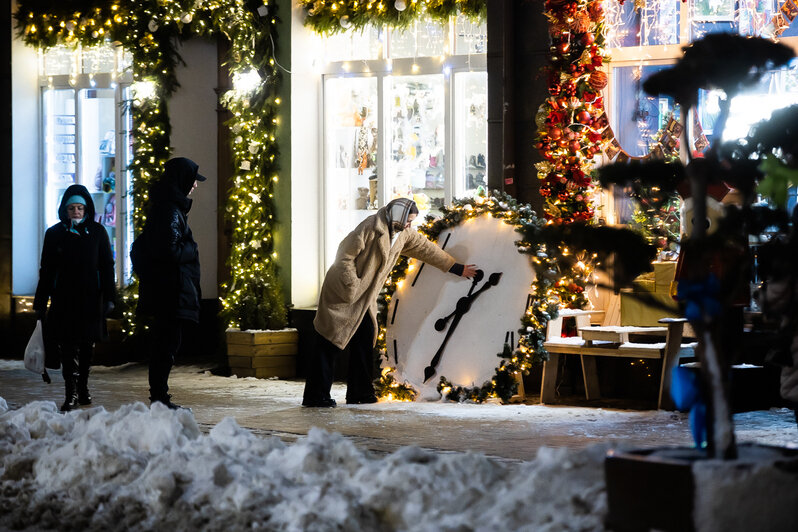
[{"x1": 541, "y1": 315, "x2": 695, "y2": 409}]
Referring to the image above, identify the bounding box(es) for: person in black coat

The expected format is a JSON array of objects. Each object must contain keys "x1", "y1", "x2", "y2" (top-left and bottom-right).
[
  {"x1": 33, "y1": 184, "x2": 116, "y2": 412},
  {"x1": 133, "y1": 157, "x2": 206, "y2": 409}
]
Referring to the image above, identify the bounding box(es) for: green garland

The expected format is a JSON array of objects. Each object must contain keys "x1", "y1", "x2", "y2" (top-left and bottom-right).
[
  {"x1": 297, "y1": 0, "x2": 486, "y2": 35},
  {"x1": 15, "y1": 0, "x2": 287, "y2": 334},
  {"x1": 374, "y1": 191, "x2": 562, "y2": 403}
]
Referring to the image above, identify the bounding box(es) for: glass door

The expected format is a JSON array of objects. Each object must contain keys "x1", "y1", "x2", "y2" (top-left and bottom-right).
[
  {"x1": 453, "y1": 71, "x2": 488, "y2": 198},
  {"x1": 323, "y1": 76, "x2": 379, "y2": 269},
  {"x1": 78, "y1": 87, "x2": 118, "y2": 259},
  {"x1": 43, "y1": 88, "x2": 76, "y2": 230},
  {"x1": 42, "y1": 80, "x2": 132, "y2": 285}
]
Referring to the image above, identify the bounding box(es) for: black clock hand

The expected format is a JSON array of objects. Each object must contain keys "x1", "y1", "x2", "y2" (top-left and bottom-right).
[
  {"x1": 424, "y1": 297, "x2": 469, "y2": 382},
  {"x1": 424, "y1": 272, "x2": 502, "y2": 383},
  {"x1": 461, "y1": 272, "x2": 502, "y2": 310},
  {"x1": 434, "y1": 269, "x2": 483, "y2": 331}
]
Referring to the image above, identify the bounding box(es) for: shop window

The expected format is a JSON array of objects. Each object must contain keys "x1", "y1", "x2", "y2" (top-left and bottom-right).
[
  {"x1": 605, "y1": 1, "x2": 798, "y2": 231},
  {"x1": 611, "y1": 64, "x2": 679, "y2": 158},
  {"x1": 700, "y1": 58, "x2": 798, "y2": 143},
  {"x1": 389, "y1": 19, "x2": 447, "y2": 58},
  {"x1": 320, "y1": 18, "x2": 487, "y2": 269},
  {"x1": 605, "y1": 0, "x2": 681, "y2": 48},
  {"x1": 387, "y1": 74, "x2": 445, "y2": 211},
  {"x1": 322, "y1": 26, "x2": 382, "y2": 62}
]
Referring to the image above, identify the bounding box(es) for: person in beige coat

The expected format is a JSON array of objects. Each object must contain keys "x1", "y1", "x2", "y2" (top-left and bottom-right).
[{"x1": 303, "y1": 198, "x2": 477, "y2": 407}]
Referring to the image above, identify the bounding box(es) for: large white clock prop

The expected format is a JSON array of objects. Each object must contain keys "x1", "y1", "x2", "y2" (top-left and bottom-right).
[{"x1": 386, "y1": 214, "x2": 536, "y2": 399}]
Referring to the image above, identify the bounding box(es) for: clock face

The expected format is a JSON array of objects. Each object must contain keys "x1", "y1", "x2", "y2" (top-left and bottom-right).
[{"x1": 386, "y1": 214, "x2": 535, "y2": 399}]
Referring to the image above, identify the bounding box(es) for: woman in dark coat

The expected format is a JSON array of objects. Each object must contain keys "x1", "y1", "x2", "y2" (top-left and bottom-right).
[
  {"x1": 133, "y1": 157, "x2": 205, "y2": 409},
  {"x1": 33, "y1": 184, "x2": 116, "y2": 412}
]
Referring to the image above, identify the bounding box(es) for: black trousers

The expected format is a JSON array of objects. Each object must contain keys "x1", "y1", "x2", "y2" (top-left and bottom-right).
[
  {"x1": 148, "y1": 318, "x2": 184, "y2": 400},
  {"x1": 303, "y1": 316, "x2": 376, "y2": 403},
  {"x1": 60, "y1": 341, "x2": 93, "y2": 396}
]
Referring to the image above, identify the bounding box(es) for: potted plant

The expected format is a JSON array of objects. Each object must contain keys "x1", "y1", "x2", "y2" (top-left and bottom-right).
[
  {"x1": 224, "y1": 268, "x2": 296, "y2": 379},
  {"x1": 536, "y1": 33, "x2": 798, "y2": 530}
]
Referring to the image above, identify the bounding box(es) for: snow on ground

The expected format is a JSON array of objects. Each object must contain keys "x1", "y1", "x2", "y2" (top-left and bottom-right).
[{"x1": 0, "y1": 397, "x2": 607, "y2": 532}]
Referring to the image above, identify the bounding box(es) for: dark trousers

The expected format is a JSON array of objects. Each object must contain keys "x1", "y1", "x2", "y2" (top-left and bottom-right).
[
  {"x1": 60, "y1": 341, "x2": 93, "y2": 398},
  {"x1": 148, "y1": 318, "x2": 183, "y2": 400},
  {"x1": 303, "y1": 316, "x2": 376, "y2": 403}
]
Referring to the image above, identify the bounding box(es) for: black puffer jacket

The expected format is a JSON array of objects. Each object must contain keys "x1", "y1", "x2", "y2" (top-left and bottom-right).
[
  {"x1": 33, "y1": 184, "x2": 116, "y2": 343},
  {"x1": 136, "y1": 158, "x2": 202, "y2": 323}
]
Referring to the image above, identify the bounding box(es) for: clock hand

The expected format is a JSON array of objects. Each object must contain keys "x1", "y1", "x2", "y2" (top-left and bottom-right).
[
  {"x1": 461, "y1": 272, "x2": 502, "y2": 310},
  {"x1": 434, "y1": 269, "x2": 484, "y2": 331},
  {"x1": 424, "y1": 272, "x2": 501, "y2": 382},
  {"x1": 424, "y1": 298, "x2": 468, "y2": 382}
]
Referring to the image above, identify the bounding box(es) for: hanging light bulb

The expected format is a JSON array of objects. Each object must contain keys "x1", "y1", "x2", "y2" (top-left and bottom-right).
[{"x1": 395, "y1": 0, "x2": 407, "y2": 11}]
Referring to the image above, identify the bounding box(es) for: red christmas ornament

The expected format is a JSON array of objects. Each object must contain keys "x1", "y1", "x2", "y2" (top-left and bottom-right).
[
  {"x1": 588, "y1": 1, "x2": 604, "y2": 20},
  {"x1": 581, "y1": 32, "x2": 595, "y2": 46},
  {"x1": 588, "y1": 70, "x2": 608, "y2": 90},
  {"x1": 569, "y1": 140, "x2": 581, "y2": 152},
  {"x1": 576, "y1": 110, "x2": 592, "y2": 124}
]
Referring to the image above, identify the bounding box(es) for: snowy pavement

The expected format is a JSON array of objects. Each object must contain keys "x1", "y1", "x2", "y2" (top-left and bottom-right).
[
  {"x1": 1, "y1": 359, "x2": 796, "y2": 462},
  {"x1": 1, "y1": 359, "x2": 798, "y2": 531}
]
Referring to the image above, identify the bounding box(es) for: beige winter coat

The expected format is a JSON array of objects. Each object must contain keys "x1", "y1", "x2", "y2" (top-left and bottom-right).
[{"x1": 314, "y1": 207, "x2": 456, "y2": 349}]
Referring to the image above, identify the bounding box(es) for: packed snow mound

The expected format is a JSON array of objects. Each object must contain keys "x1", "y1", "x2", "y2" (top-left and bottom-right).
[{"x1": 0, "y1": 398, "x2": 608, "y2": 531}]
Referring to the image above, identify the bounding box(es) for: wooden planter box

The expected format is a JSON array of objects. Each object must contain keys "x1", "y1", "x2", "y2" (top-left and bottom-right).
[{"x1": 226, "y1": 328, "x2": 299, "y2": 379}]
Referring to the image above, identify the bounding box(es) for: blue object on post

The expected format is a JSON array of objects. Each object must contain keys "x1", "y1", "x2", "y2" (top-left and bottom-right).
[{"x1": 671, "y1": 365, "x2": 707, "y2": 449}]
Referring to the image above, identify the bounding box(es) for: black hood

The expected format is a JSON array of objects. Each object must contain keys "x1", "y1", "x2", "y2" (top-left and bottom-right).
[
  {"x1": 162, "y1": 157, "x2": 203, "y2": 196},
  {"x1": 58, "y1": 184, "x2": 95, "y2": 224},
  {"x1": 150, "y1": 157, "x2": 203, "y2": 212}
]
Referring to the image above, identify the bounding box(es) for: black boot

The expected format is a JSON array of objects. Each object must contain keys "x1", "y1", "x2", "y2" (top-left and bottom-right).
[
  {"x1": 60, "y1": 345, "x2": 79, "y2": 412},
  {"x1": 77, "y1": 381, "x2": 92, "y2": 406},
  {"x1": 77, "y1": 344, "x2": 92, "y2": 405},
  {"x1": 61, "y1": 378, "x2": 79, "y2": 412},
  {"x1": 150, "y1": 394, "x2": 184, "y2": 410}
]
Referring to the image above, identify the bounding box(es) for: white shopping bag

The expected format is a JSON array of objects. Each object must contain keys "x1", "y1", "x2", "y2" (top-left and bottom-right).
[{"x1": 24, "y1": 320, "x2": 46, "y2": 375}]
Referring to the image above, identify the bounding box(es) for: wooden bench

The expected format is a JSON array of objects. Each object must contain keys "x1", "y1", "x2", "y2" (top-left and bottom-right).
[{"x1": 540, "y1": 310, "x2": 696, "y2": 409}]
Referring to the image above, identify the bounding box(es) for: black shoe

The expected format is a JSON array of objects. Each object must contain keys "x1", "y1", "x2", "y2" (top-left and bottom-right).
[
  {"x1": 150, "y1": 395, "x2": 183, "y2": 410},
  {"x1": 302, "y1": 397, "x2": 337, "y2": 408},
  {"x1": 78, "y1": 389, "x2": 92, "y2": 406},
  {"x1": 346, "y1": 395, "x2": 378, "y2": 405},
  {"x1": 61, "y1": 395, "x2": 79, "y2": 412}
]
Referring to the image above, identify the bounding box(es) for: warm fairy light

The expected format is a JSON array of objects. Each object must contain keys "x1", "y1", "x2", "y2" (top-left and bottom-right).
[{"x1": 232, "y1": 69, "x2": 261, "y2": 94}]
